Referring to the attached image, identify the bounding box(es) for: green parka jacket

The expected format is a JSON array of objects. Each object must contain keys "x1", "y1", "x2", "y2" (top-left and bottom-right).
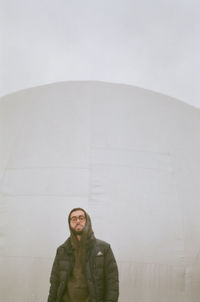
[{"x1": 47, "y1": 236, "x2": 119, "y2": 302}]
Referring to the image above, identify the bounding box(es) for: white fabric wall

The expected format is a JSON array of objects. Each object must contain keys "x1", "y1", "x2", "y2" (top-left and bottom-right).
[{"x1": 0, "y1": 81, "x2": 200, "y2": 302}]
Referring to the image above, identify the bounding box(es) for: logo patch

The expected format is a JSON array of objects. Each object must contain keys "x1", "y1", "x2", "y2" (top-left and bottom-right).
[{"x1": 97, "y1": 251, "x2": 103, "y2": 256}]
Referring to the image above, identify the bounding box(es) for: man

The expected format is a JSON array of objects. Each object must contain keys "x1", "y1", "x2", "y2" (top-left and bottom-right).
[{"x1": 47, "y1": 207, "x2": 119, "y2": 302}]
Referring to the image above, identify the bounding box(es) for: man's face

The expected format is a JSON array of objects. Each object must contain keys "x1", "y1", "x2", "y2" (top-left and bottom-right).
[{"x1": 70, "y1": 210, "x2": 86, "y2": 234}]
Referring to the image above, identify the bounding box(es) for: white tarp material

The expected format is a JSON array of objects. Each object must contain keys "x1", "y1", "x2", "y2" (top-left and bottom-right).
[{"x1": 0, "y1": 81, "x2": 200, "y2": 302}]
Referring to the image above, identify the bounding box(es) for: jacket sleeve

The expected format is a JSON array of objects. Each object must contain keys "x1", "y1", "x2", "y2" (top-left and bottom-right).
[
  {"x1": 47, "y1": 250, "x2": 59, "y2": 302},
  {"x1": 104, "y1": 245, "x2": 119, "y2": 302}
]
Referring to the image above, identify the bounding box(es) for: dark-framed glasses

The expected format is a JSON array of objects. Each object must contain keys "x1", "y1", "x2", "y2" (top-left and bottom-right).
[{"x1": 70, "y1": 215, "x2": 86, "y2": 223}]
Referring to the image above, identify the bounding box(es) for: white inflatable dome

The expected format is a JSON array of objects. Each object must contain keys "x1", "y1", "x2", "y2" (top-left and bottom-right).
[{"x1": 0, "y1": 81, "x2": 200, "y2": 302}]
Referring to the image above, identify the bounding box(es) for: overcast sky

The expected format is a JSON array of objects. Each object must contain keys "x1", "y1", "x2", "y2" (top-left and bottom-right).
[{"x1": 1, "y1": 0, "x2": 200, "y2": 108}]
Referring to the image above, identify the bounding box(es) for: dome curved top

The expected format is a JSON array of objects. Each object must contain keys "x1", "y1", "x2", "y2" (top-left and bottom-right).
[{"x1": 0, "y1": 81, "x2": 199, "y2": 113}]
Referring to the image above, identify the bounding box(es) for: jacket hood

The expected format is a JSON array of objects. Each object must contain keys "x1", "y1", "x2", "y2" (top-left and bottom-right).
[{"x1": 68, "y1": 208, "x2": 94, "y2": 246}]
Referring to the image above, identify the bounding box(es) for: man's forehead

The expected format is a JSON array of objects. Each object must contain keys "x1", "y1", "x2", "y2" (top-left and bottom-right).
[{"x1": 70, "y1": 209, "x2": 85, "y2": 217}]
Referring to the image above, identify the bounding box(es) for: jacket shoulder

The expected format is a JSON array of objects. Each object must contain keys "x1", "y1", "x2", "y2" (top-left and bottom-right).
[
  {"x1": 95, "y1": 238, "x2": 111, "y2": 250},
  {"x1": 56, "y1": 238, "x2": 71, "y2": 254}
]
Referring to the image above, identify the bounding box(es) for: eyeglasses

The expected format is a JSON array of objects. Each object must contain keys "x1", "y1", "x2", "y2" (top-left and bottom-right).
[{"x1": 70, "y1": 215, "x2": 86, "y2": 223}]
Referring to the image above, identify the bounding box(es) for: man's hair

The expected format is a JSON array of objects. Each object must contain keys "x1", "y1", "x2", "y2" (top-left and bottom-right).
[{"x1": 68, "y1": 207, "x2": 87, "y2": 220}]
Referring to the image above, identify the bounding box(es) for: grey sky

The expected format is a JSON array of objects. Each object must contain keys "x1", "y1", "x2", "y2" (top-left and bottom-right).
[{"x1": 1, "y1": 0, "x2": 200, "y2": 108}]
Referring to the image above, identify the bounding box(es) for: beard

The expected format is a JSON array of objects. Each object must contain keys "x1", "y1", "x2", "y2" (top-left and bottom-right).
[{"x1": 71, "y1": 225, "x2": 85, "y2": 235}]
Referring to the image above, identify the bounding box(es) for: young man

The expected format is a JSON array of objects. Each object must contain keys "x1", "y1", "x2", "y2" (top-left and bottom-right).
[{"x1": 47, "y1": 208, "x2": 119, "y2": 302}]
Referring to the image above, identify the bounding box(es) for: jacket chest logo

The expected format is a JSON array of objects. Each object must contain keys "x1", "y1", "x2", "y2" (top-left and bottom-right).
[{"x1": 97, "y1": 251, "x2": 103, "y2": 256}]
